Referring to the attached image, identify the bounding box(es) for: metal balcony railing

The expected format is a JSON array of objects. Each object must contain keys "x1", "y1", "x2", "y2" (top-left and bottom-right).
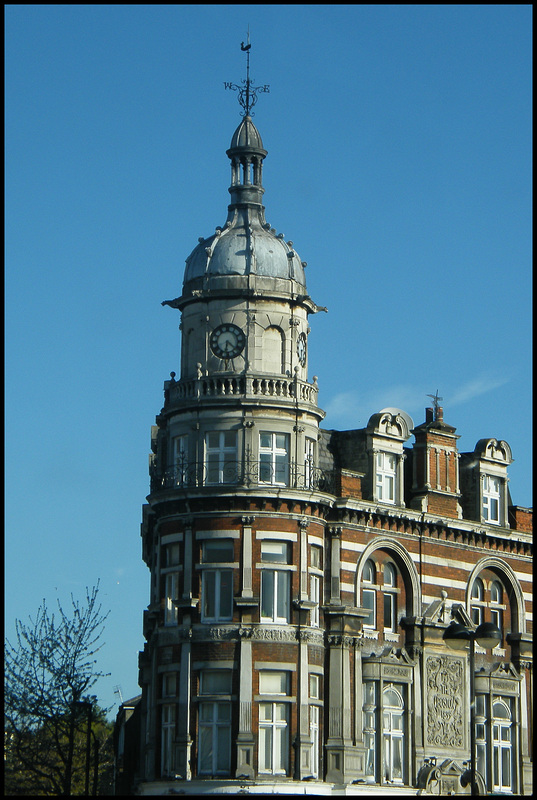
[{"x1": 150, "y1": 458, "x2": 336, "y2": 495}]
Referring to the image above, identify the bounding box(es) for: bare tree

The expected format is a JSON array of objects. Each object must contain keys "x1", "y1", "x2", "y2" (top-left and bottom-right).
[{"x1": 5, "y1": 584, "x2": 111, "y2": 795}]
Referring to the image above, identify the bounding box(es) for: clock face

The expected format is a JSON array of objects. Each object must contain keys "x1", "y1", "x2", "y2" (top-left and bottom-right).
[
  {"x1": 297, "y1": 332, "x2": 307, "y2": 367},
  {"x1": 210, "y1": 323, "x2": 246, "y2": 360}
]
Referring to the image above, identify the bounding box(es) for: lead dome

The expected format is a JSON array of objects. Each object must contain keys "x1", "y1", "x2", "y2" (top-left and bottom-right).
[{"x1": 182, "y1": 116, "x2": 307, "y2": 295}]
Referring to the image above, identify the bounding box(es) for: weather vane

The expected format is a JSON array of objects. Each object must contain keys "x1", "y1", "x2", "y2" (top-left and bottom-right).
[
  {"x1": 427, "y1": 390, "x2": 443, "y2": 418},
  {"x1": 224, "y1": 28, "x2": 269, "y2": 117}
]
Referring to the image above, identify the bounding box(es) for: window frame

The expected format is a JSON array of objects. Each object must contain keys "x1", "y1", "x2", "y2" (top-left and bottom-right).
[
  {"x1": 482, "y1": 474, "x2": 501, "y2": 524},
  {"x1": 205, "y1": 430, "x2": 238, "y2": 485},
  {"x1": 375, "y1": 451, "x2": 396, "y2": 504},
  {"x1": 259, "y1": 432, "x2": 290, "y2": 486}
]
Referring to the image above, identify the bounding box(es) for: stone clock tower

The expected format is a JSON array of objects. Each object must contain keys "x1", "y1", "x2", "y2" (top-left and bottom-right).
[{"x1": 138, "y1": 58, "x2": 331, "y2": 791}]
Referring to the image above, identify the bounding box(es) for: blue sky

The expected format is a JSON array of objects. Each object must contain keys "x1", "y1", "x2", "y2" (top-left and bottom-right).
[{"x1": 5, "y1": 5, "x2": 532, "y2": 718}]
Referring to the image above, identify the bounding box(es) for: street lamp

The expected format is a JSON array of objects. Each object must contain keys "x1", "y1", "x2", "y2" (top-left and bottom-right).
[{"x1": 443, "y1": 621, "x2": 501, "y2": 796}]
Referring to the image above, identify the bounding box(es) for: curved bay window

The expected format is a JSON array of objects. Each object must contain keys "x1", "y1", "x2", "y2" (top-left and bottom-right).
[{"x1": 363, "y1": 682, "x2": 406, "y2": 785}]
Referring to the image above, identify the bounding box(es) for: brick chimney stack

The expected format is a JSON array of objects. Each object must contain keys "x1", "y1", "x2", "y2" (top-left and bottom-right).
[{"x1": 409, "y1": 407, "x2": 461, "y2": 518}]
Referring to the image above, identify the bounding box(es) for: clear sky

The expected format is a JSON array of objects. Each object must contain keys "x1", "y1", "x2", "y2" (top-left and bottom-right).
[{"x1": 5, "y1": 5, "x2": 532, "y2": 719}]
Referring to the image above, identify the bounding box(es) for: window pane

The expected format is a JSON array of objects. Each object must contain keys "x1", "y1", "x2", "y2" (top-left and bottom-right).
[
  {"x1": 203, "y1": 572, "x2": 216, "y2": 618},
  {"x1": 309, "y1": 674, "x2": 320, "y2": 699},
  {"x1": 275, "y1": 434, "x2": 287, "y2": 450},
  {"x1": 199, "y1": 722, "x2": 213, "y2": 772},
  {"x1": 501, "y1": 747, "x2": 510, "y2": 783},
  {"x1": 384, "y1": 593, "x2": 394, "y2": 630},
  {"x1": 261, "y1": 541, "x2": 288, "y2": 562},
  {"x1": 260, "y1": 671, "x2": 287, "y2": 695},
  {"x1": 203, "y1": 539, "x2": 234, "y2": 563},
  {"x1": 276, "y1": 572, "x2": 289, "y2": 620},
  {"x1": 261, "y1": 570, "x2": 274, "y2": 619},
  {"x1": 259, "y1": 703, "x2": 273, "y2": 721},
  {"x1": 260, "y1": 433, "x2": 272, "y2": 449},
  {"x1": 216, "y1": 724, "x2": 231, "y2": 772},
  {"x1": 201, "y1": 671, "x2": 232, "y2": 695},
  {"x1": 259, "y1": 725, "x2": 272, "y2": 771},
  {"x1": 259, "y1": 453, "x2": 272, "y2": 482},
  {"x1": 223, "y1": 430, "x2": 236, "y2": 449},
  {"x1": 363, "y1": 560, "x2": 375, "y2": 583},
  {"x1": 219, "y1": 570, "x2": 233, "y2": 618},
  {"x1": 363, "y1": 589, "x2": 376, "y2": 627},
  {"x1": 392, "y1": 736, "x2": 403, "y2": 780}
]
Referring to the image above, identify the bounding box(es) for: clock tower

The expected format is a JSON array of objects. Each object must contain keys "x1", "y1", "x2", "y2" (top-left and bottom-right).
[{"x1": 138, "y1": 53, "x2": 329, "y2": 789}]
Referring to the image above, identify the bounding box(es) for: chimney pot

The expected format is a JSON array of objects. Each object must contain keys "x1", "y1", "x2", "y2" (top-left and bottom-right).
[
  {"x1": 436, "y1": 406, "x2": 444, "y2": 422},
  {"x1": 426, "y1": 407, "x2": 434, "y2": 423}
]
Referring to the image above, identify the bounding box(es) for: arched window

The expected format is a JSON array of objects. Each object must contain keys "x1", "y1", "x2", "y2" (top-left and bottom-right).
[
  {"x1": 492, "y1": 699, "x2": 513, "y2": 793},
  {"x1": 362, "y1": 560, "x2": 376, "y2": 629},
  {"x1": 383, "y1": 563, "x2": 398, "y2": 633},
  {"x1": 363, "y1": 682, "x2": 406, "y2": 785},
  {"x1": 471, "y1": 578, "x2": 485, "y2": 626},
  {"x1": 382, "y1": 685, "x2": 404, "y2": 784}
]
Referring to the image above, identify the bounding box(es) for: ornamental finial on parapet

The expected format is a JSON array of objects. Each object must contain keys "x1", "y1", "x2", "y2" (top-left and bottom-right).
[{"x1": 224, "y1": 28, "x2": 269, "y2": 117}]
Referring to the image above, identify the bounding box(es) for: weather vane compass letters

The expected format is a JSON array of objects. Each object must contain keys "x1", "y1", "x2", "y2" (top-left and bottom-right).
[{"x1": 224, "y1": 29, "x2": 269, "y2": 117}]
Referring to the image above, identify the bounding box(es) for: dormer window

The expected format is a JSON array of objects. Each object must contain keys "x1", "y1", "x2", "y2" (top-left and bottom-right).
[
  {"x1": 376, "y1": 452, "x2": 396, "y2": 504},
  {"x1": 482, "y1": 475, "x2": 501, "y2": 524}
]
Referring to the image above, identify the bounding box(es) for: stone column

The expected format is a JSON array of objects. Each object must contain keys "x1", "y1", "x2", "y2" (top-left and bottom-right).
[
  {"x1": 175, "y1": 638, "x2": 192, "y2": 780},
  {"x1": 235, "y1": 630, "x2": 255, "y2": 778}
]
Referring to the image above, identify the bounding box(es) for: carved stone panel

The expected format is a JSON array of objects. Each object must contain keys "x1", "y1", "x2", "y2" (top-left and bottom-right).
[{"x1": 425, "y1": 655, "x2": 465, "y2": 749}]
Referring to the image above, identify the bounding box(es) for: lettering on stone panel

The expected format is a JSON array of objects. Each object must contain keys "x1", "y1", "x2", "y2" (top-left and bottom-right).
[
  {"x1": 493, "y1": 679, "x2": 517, "y2": 693},
  {"x1": 383, "y1": 665, "x2": 410, "y2": 679},
  {"x1": 426, "y1": 655, "x2": 464, "y2": 749}
]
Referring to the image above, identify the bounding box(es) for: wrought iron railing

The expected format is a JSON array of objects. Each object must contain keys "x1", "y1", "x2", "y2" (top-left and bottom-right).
[{"x1": 150, "y1": 458, "x2": 336, "y2": 495}]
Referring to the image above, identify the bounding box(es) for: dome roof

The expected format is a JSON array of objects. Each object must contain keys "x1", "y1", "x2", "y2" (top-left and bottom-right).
[
  {"x1": 228, "y1": 116, "x2": 266, "y2": 153},
  {"x1": 175, "y1": 114, "x2": 308, "y2": 299},
  {"x1": 183, "y1": 208, "x2": 306, "y2": 289}
]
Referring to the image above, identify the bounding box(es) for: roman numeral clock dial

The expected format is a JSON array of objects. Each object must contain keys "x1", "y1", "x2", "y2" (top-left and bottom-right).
[{"x1": 209, "y1": 323, "x2": 246, "y2": 364}]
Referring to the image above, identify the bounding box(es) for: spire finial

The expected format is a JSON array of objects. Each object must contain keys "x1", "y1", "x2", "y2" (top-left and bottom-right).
[{"x1": 224, "y1": 30, "x2": 269, "y2": 117}]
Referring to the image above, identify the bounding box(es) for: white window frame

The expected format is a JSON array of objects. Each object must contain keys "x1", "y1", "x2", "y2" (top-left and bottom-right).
[
  {"x1": 309, "y1": 704, "x2": 320, "y2": 778},
  {"x1": 259, "y1": 432, "x2": 290, "y2": 486},
  {"x1": 362, "y1": 560, "x2": 377, "y2": 629},
  {"x1": 310, "y1": 574, "x2": 320, "y2": 628},
  {"x1": 164, "y1": 572, "x2": 179, "y2": 626},
  {"x1": 261, "y1": 569, "x2": 290, "y2": 624},
  {"x1": 471, "y1": 577, "x2": 485, "y2": 627},
  {"x1": 201, "y1": 569, "x2": 233, "y2": 623},
  {"x1": 492, "y1": 699, "x2": 513, "y2": 793},
  {"x1": 198, "y1": 701, "x2": 231, "y2": 776},
  {"x1": 161, "y1": 703, "x2": 176, "y2": 777},
  {"x1": 382, "y1": 684, "x2": 404, "y2": 785},
  {"x1": 482, "y1": 475, "x2": 501, "y2": 524},
  {"x1": 383, "y1": 563, "x2": 397, "y2": 633},
  {"x1": 375, "y1": 452, "x2": 396, "y2": 504},
  {"x1": 258, "y1": 671, "x2": 290, "y2": 776},
  {"x1": 363, "y1": 681, "x2": 377, "y2": 782},
  {"x1": 205, "y1": 431, "x2": 238, "y2": 485}
]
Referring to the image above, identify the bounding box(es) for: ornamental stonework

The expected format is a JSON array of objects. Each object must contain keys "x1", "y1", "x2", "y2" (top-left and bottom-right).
[{"x1": 426, "y1": 655, "x2": 464, "y2": 748}]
